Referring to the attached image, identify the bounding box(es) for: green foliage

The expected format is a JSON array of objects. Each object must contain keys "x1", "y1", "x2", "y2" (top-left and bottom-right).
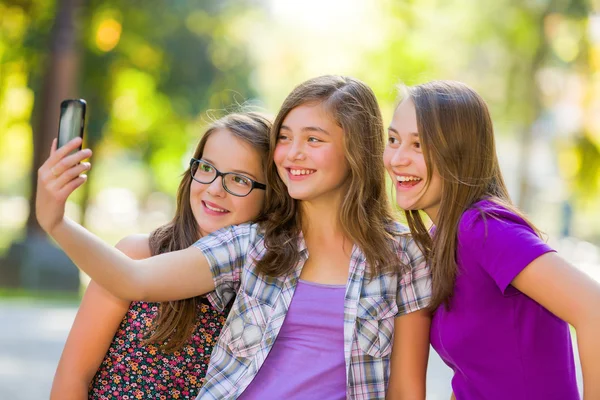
[
  {"x1": 1, "y1": 0, "x2": 598, "y2": 243},
  {"x1": 75, "y1": 0, "x2": 260, "y2": 195}
]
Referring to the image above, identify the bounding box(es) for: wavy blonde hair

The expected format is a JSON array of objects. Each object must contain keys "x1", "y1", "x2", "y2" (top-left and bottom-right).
[{"x1": 256, "y1": 75, "x2": 402, "y2": 278}]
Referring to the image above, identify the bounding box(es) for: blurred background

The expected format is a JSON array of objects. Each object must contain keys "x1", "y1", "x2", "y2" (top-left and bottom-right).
[{"x1": 0, "y1": 0, "x2": 599, "y2": 398}]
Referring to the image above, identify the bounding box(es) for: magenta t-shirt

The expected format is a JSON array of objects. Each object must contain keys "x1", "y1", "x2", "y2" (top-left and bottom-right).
[{"x1": 430, "y1": 200, "x2": 579, "y2": 400}]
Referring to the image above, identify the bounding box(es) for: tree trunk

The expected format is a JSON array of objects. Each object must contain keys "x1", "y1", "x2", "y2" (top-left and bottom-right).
[
  {"x1": 26, "y1": 0, "x2": 82, "y2": 235},
  {"x1": 0, "y1": 0, "x2": 84, "y2": 292}
]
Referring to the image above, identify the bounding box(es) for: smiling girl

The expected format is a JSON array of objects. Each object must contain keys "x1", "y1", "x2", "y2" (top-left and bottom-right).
[
  {"x1": 384, "y1": 80, "x2": 600, "y2": 400},
  {"x1": 49, "y1": 112, "x2": 271, "y2": 400},
  {"x1": 37, "y1": 75, "x2": 432, "y2": 399}
]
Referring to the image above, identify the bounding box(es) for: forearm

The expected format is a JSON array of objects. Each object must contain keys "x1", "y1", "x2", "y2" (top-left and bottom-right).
[
  {"x1": 50, "y1": 218, "x2": 142, "y2": 300},
  {"x1": 50, "y1": 218, "x2": 214, "y2": 302},
  {"x1": 577, "y1": 318, "x2": 600, "y2": 400}
]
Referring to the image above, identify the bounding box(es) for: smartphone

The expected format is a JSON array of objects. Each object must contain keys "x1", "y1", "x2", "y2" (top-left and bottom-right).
[{"x1": 57, "y1": 99, "x2": 86, "y2": 153}]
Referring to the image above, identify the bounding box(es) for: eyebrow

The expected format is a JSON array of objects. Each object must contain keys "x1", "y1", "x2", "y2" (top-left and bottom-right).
[
  {"x1": 280, "y1": 125, "x2": 330, "y2": 136},
  {"x1": 202, "y1": 158, "x2": 260, "y2": 181},
  {"x1": 388, "y1": 127, "x2": 419, "y2": 137}
]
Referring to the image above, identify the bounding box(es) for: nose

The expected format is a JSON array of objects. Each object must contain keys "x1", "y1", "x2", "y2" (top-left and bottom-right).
[
  {"x1": 286, "y1": 139, "x2": 306, "y2": 161},
  {"x1": 206, "y1": 176, "x2": 226, "y2": 198},
  {"x1": 389, "y1": 145, "x2": 411, "y2": 167}
]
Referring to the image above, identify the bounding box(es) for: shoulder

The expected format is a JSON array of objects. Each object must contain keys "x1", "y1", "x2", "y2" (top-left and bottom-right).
[
  {"x1": 387, "y1": 220, "x2": 417, "y2": 250},
  {"x1": 194, "y1": 222, "x2": 263, "y2": 252},
  {"x1": 387, "y1": 220, "x2": 410, "y2": 236},
  {"x1": 216, "y1": 222, "x2": 263, "y2": 241},
  {"x1": 387, "y1": 221, "x2": 411, "y2": 248},
  {"x1": 459, "y1": 200, "x2": 522, "y2": 234},
  {"x1": 115, "y1": 234, "x2": 151, "y2": 260},
  {"x1": 457, "y1": 199, "x2": 539, "y2": 250},
  {"x1": 385, "y1": 220, "x2": 425, "y2": 266}
]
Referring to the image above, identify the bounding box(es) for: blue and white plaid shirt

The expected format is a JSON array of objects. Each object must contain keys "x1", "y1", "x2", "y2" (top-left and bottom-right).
[{"x1": 193, "y1": 222, "x2": 431, "y2": 399}]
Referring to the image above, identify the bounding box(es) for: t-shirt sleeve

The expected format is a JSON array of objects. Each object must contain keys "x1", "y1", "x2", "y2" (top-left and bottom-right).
[
  {"x1": 458, "y1": 207, "x2": 555, "y2": 294},
  {"x1": 396, "y1": 235, "x2": 432, "y2": 316},
  {"x1": 192, "y1": 223, "x2": 258, "y2": 311}
]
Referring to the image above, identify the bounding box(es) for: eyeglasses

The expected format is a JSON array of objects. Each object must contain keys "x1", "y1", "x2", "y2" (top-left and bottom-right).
[{"x1": 189, "y1": 158, "x2": 266, "y2": 197}]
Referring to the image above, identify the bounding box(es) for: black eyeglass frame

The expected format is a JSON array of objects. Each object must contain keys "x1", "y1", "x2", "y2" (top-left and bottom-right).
[{"x1": 189, "y1": 158, "x2": 266, "y2": 197}]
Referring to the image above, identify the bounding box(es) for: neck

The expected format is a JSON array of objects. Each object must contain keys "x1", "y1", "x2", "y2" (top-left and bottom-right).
[{"x1": 300, "y1": 193, "x2": 346, "y2": 243}]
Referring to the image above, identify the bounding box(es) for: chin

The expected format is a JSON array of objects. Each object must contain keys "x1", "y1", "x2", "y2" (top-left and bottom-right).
[
  {"x1": 287, "y1": 192, "x2": 309, "y2": 201},
  {"x1": 284, "y1": 187, "x2": 308, "y2": 200},
  {"x1": 396, "y1": 201, "x2": 417, "y2": 212}
]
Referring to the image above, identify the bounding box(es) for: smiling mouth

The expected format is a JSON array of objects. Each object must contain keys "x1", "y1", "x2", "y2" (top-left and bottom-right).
[
  {"x1": 288, "y1": 168, "x2": 316, "y2": 176},
  {"x1": 202, "y1": 201, "x2": 229, "y2": 213},
  {"x1": 396, "y1": 175, "x2": 422, "y2": 188}
]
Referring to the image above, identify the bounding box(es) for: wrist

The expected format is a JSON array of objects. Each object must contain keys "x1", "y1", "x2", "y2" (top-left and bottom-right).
[{"x1": 48, "y1": 217, "x2": 69, "y2": 237}]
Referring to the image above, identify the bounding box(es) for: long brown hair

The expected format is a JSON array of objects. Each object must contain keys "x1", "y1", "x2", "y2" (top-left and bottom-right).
[
  {"x1": 399, "y1": 81, "x2": 541, "y2": 310},
  {"x1": 145, "y1": 111, "x2": 271, "y2": 351},
  {"x1": 256, "y1": 75, "x2": 400, "y2": 278}
]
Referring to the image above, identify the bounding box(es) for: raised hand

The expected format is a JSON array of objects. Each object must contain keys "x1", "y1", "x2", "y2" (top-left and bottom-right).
[{"x1": 36, "y1": 137, "x2": 92, "y2": 234}]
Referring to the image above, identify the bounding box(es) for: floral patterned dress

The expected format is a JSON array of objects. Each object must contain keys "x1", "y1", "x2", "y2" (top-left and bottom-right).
[{"x1": 89, "y1": 298, "x2": 229, "y2": 400}]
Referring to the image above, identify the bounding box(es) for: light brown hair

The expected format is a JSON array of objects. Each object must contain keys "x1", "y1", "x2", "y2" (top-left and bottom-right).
[
  {"x1": 256, "y1": 75, "x2": 401, "y2": 278},
  {"x1": 399, "y1": 81, "x2": 541, "y2": 310},
  {"x1": 145, "y1": 111, "x2": 271, "y2": 351}
]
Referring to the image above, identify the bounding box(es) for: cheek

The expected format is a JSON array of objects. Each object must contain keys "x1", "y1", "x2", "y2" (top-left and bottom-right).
[
  {"x1": 415, "y1": 154, "x2": 429, "y2": 173},
  {"x1": 314, "y1": 147, "x2": 345, "y2": 169},
  {"x1": 229, "y1": 193, "x2": 264, "y2": 222},
  {"x1": 273, "y1": 144, "x2": 287, "y2": 166},
  {"x1": 382, "y1": 148, "x2": 393, "y2": 169},
  {"x1": 190, "y1": 181, "x2": 206, "y2": 198}
]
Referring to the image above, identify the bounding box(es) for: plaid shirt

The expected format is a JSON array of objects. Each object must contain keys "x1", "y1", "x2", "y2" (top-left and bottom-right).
[{"x1": 193, "y1": 222, "x2": 431, "y2": 399}]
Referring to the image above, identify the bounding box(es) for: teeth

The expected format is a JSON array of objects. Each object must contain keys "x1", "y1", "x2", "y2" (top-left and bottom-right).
[
  {"x1": 396, "y1": 175, "x2": 422, "y2": 182},
  {"x1": 205, "y1": 202, "x2": 228, "y2": 213},
  {"x1": 290, "y1": 169, "x2": 315, "y2": 176}
]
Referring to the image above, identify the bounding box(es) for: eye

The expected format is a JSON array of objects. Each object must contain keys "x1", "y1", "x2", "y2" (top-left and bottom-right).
[
  {"x1": 277, "y1": 133, "x2": 289, "y2": 141},
  {"x1": 387, "y1": 136, "x2": 399, "y2": 145},
  {"x1": 414, "y1": 141, "x2": 421, "y2": 150},
  {"x1": 231, "y1": 174, "x2": 251, "y2": 186},
  {"x1": 199, "y1": 162, "x2": 213, "y2": 172},
  {"x1": 308, "y1": 136, "x2": 321, "y2": 143}
]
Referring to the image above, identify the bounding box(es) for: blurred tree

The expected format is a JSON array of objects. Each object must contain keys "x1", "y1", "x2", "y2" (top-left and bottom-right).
[
  {"x1": 1, "y1": 0, "x2": 260, "y2": 291},
  {"x1": 26, "y1": 0, "x2": 83, "y2": 237},
  {"x1": 1, "y1": 0, "x2": 85, "y2": 291}
]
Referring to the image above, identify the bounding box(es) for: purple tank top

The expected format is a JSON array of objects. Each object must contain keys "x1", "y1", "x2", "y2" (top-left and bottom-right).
[{"x1": 239, "y1": 279, "x2": 346, "y2": 399}]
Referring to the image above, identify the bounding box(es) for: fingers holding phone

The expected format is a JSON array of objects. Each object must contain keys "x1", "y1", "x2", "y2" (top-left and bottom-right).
[
  {"x1": 36, "y1": 99, "x2": 92, "y2": 234},
  {"x1": 47, "y1": 136, "x2": 92, "y2": 190}
]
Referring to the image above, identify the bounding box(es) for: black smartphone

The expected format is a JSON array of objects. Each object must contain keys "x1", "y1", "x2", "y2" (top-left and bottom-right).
[{"x1": 57, "y1": 99, "x2": 86, "y2": 153}]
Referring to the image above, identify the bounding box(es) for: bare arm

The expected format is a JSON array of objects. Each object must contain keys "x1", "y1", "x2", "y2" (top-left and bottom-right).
[
  {"x1": 512, "y1": 252, "x2": 600, "y2": 400},
  {"x1": 50, "y1": 235, "x2": 150, "y2": 399},
  {"x1": 50, "y1": 219, "x2": 214, "y2": 301},
  {"x1": 36, "y1": 138, "x2": 214, "y2": 302},
  {"x1": 386, "y1": 309, "x2": 431, "y2": 400}
]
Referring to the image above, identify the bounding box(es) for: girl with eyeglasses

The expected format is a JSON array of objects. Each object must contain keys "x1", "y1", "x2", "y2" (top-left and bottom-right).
[
  {"x1": 37, "y1": 76, "x2": 432, "y2": 399},
  {"x1": 49, "y1": 112, "x2": 271, "y2": 400}
]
